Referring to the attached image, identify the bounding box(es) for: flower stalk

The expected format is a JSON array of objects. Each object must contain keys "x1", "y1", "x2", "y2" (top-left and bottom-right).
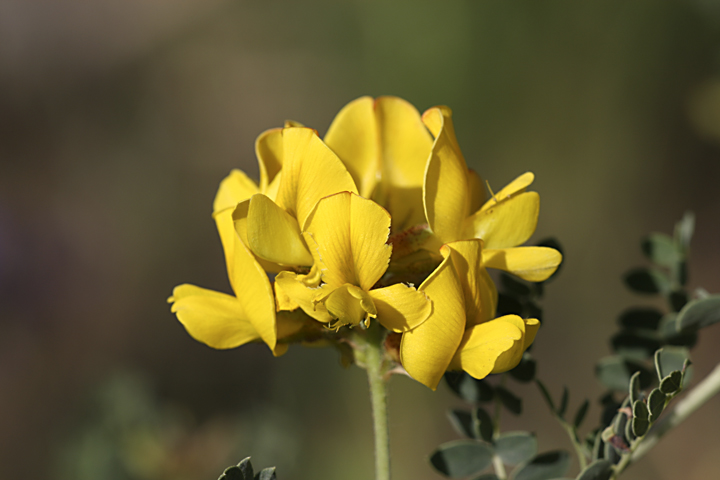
[{"x1": 355, "y1": 324, "x2": 391, "y2": 480}]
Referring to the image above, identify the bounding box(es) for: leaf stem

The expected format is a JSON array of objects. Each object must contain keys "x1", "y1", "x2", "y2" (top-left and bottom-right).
[
  {"x1": 535, "y1": 379, "x2": 588, "y2": 471},
  {"x1": 357, "y1": 325, "x2": 391, "y2": 480}
]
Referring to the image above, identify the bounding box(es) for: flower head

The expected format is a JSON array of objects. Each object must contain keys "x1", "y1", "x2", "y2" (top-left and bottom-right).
[{"x1": 170, "y1": 96, "x2": 562, "y2": 390}]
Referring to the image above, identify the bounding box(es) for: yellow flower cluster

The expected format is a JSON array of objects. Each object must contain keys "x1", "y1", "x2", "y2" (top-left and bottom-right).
[{"x1": 169, "y1": 97, "x2": 562, "y2": 389}]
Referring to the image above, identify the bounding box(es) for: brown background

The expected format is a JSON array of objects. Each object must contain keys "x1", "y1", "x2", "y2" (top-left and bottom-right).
[{"x1": 1, "y1": 1, "x2": 720, "y2": 479}]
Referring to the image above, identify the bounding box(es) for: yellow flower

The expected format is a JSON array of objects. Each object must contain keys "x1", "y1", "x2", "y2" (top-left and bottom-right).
[
  {"x1": 169, "y1": 96, "x2": 559, "y2": 388},
  {"x1": 399, "y1": 238, "x2": 540, "y2": 389},
  {"x1": 233, "y1": 127, "x2": 358, "y2": 268},
  {"x1": 397, "y1": 106, "x2": 562, "y2": 389},
  {"x1": 279, "y1": 192, "x2": 432, "y2": 332},
  {"x1": 168, "y1": 128, "x2": 325, "y2": 357},
  {"x1": 421, "y1": 105, "x2": 562, "y2": 282},
  {"x1": 324, "y1": 96, "x2": 433, "y2": 232}
]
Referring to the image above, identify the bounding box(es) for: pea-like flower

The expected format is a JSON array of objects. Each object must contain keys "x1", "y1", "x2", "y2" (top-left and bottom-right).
[
  {"x1": 169, "y1": 96, "x2": 562, "y2": 391},
  {"x1": 278, "y1": 191, "x2": 432, "y2": 332}
]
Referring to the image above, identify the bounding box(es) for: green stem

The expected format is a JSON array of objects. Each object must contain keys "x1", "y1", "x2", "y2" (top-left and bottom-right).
[
  {"x1": 492, "y1": 375, "x2": 507, "y2": 480},
  {"x1": 357, "y1": 325, "x2": 391, "y2": 480},
  {"x1": 561, "y1": 420, "x2": 588, "y2": 471},
  {"x1": 611, "y1": 363, "x2": 720, "y2": 478}
]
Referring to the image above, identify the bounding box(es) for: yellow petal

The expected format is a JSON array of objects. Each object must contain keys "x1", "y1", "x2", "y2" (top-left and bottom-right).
[
  {"x1": 400, "y1": 256, "x2": 466, "y2": 390},
  {"x1": 255, "y1": 128, "x2": 283, "y2": 192},
  {"x1": 274, "y1": 279, "x2": 299, "y2": 311},
  {"x1": 481, "y1": 172, "x2": 534, "y2": 213},
  {"x1": 422, "y1": 106, "x2": 470, "y2": 244},
  {"x1": 232, "y1": 200, "x2": 250, "y2": 246},
  {"x1": 375, "y1": 97, "x2": 433, "y2": 231},
  {"x1": 274, "y1": 271, "x2": 333, "y2": 323},
  {"x1": 169, "y1": 284, "x2": 260, "y2": 349},
  {"x1": 324, "y1": 96, "x2": 380, "y2": 198},
  {"x1": 464, "y1": 192, "x2": 539, "y2": 249},
  {"x1": 276, "y1": 127, "x2": 357, "y2": 227},
  {"x1": 272, "y1": 344, "x2": 289, "y2": 357},
  {"x1": 482, "y1": 247, "x2": 562, "y2": 282},
  {"x1": 212, "y1": 171, "x2": 260, "y2": 284},
  {"x1": 321, "y1": 283, "x2": 377, "y2": 328},
  {"x1": 232, "y1": 200, "x2": 284, "y2": 274},
  {"x1": 450, "y1": 314, "x2": 525, "y2": 379},
  {"x1": 467, "y1": 169, "x2": 487, "y2": 213},
  {"x1": 441, "y1": 239, "x2": 498, "y2": 327},
  {"x1": 369, "y1": 284, "x2": 432, "y2": 332},
  {"x1": 214, "y1": 208, "x2": 239, "y2": 288},
  {"x1": 212, "y1": 169, "x2": 260, "y2": 215},
  {"x1": 246, "y1": 194, "x2": 313, "y2": 266},
  {"x1": 523, "y1": 317, "x2": 540, "y2": 351},
  {"x1": 264, "y1": 170, "x2": 282, "y2": 202},
  {"x1": 229, "y1": 233, "x2": 278, "y2": 349},
  {"x1": 303, "y1": 192, "x2": 392, "y2": 291}
]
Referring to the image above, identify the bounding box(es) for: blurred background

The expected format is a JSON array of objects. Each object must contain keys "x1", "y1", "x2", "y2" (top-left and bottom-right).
[{"x1": 2, "y1": 1, "x2": 720, "y2": 479}]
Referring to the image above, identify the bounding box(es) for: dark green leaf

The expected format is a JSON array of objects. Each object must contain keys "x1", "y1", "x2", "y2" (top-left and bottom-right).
[
  {"x1": 535, "y1": 380, "x2": 555, "y2": 412},
  {"x1": 445, "y1": 371, "x2": 494, "y2": 403},
  {"x1": 632, "y1": 401, "x2": 649, "y2": 437},
  {"x1": 603, "y1": 441, "x2": 621, "y2": 464},
  {"x1": 618, "y1": 308, "x2": 663, "y2": 330},
  {"x1": 429, "y1": 440, "x2": 494, "y2": 478},
  {"x1": 495, "y1": 386, "x2": 522, "y2": 415},
  {"x1": 591, "y1": 430, "x2": 603, "y2": 461},
  {"x1": 612, "y1": 412, "x2": 627, "y2": 442},
  {"x1": 668, "y1": 290, "x2": 688, "y2": 312},
  {"x1": 628, "y1": 372, "x2": 641, "y2": 405},
  {"x1": 660, "y1": 371, "x2": 683, "y2": 395},
  {"x1": 611, "y1": 331, "x2": 660, "y2": 359},
  {"x1": 494, "y1": 432, "x2": 537, "y2": 466},
  {"x1": 557, "y1": 387, "x2": 569, "y2": 418},
  {"x1": 255, "y1": 467, "x2": 276, "y2": 480},
  {"x1": 576, "y1": 459, "x2": 613, "y2": 480},
  {"x1": 623, "y1": 268, "x2": 669, "y2": 294},
  {"x1": 475, "y1": 407, "x2": 494, "y2": 443},
  {"x1": 574, "y1": 399, "x2": 590, "y2": 429},
  {"x1": 219, "y1": 458, "x2": 254, "y2": 480},
  {"x1": 513, "y1": 451, "x2": 571, "y2": 480},
  {"x1": 596, "y1": 356, "x2": 653, "y2": 391},
  {"x1": 496, "y1": 293, "x2": 524, "y2": 317},
  {"x1": 676, "y1": 295, "x2": 720, "y2": 331},
  {"x1": 624, "y1": 413, "x2": 636, "y2": 442},
  {"x1": 674, "y1": 211, "x2": 695, "y2": 252},
  {"x1": 641, "y1": 233, "x2": 679, "y2": 268},
  {"x1": 656, "y1": 347, "x2": 690, "y2": 379},
  {"x1": 647, "y1": 389, "x2": 666, "y2": 422},
  {"x1": 509, "y1": 354, "x2": 536, "y2": 383},
  {"x1": 500, "y1": 273, "x2": 532, "y2": 297},
  {"x1": 447, "y1": 409, "x2": 475, "y2": 439}
]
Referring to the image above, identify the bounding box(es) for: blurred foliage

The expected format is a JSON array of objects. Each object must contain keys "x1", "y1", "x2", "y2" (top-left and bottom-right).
[{"x1": 53, "y1": 371, "x2": 261, "y2": 480}]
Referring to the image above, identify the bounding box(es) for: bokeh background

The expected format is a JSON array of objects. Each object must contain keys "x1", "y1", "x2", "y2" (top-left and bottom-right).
[{"x1": 2, "y1": 1, "x2": 720, "y2": 479}]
